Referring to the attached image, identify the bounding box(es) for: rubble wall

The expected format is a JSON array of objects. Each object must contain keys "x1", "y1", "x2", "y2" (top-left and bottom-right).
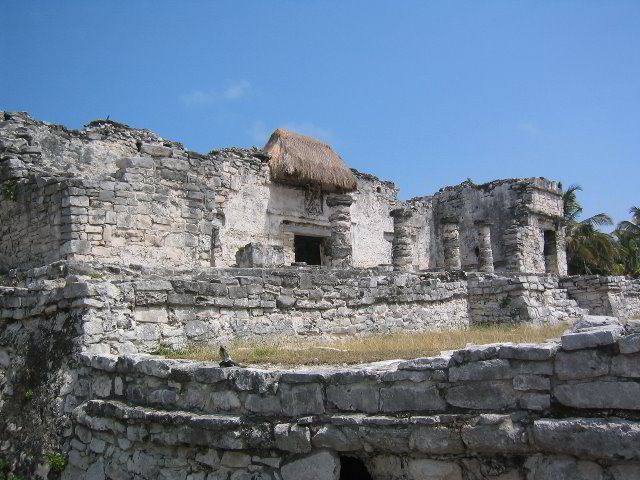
[
  {"x1": 350, "y1": 171, "x2": 399, "y2": 268},
  {"x1": 0, "y1": 177, "x2": 65, "y2": 271},
  {"x1": 408, "y1": 179, "x2": 564, "y2": 273},
  {"x1": 561, "y1": 275, "x2": 640, "y2": 320},
  {"x1": 73, "y1": 268, "x2": 470, "y2": 355},
  {"x1": 1, "y1": 112, "x2": 403, "y2": 270},
  {"x1": 63, "y1": 321, "x2": 640, "y2": 479},
  {"x1": 0, "y1": 272, "x2": 89, "y2": 475},
  {"x1": 468, "y1": 273, "x2": 584, "y2": 325}
]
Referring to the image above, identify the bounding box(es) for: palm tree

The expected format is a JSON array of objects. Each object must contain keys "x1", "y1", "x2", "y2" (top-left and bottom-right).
[
  {"x1": 614, "y1": 206, "x2": 640, "y2": 277},
  {"x1": 562, "y1": 185, "x2": 617, "y2": 275}
]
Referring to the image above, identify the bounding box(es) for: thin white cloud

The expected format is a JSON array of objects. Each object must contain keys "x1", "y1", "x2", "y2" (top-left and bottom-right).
[
  {"x1": 517, "y1": 122, "x2": 542, "y2": 138},
  {"x1": 180, "y1": 80, "x2": 252, "y2": 108},
  {"x1": 223, "y1": 80, "x2": 251, "y2": 100},
  {"x1": 249, "y1": 121, "x2": 334, "y2": 146}
]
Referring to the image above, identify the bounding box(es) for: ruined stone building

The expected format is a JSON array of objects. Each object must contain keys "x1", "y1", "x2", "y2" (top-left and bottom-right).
[
  {"x1": 2, "y1": 112, "x2": 640, "y2": 479},
  {"x1": 0, "y1": 112, "x2": 566, "y2": 276}
]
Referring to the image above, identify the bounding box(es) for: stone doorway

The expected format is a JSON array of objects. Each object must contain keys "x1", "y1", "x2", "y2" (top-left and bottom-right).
[
  {"x1": 543, "y1": 229, "x2": 558, "y2": 274},
  {"x1": 294, "y1": 235, "x2": 323, "y2": 265},
  {"x1": 339, "y1": 456, "x2": 373, "y2": 480}
]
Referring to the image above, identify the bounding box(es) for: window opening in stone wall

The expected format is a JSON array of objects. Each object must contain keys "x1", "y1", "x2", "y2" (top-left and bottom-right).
[
  {"x1": 543, "y1": 229, "x2": 558, "y2": 273},
  {"x1": 294, "y1": 235, "x2": 323, "y2": 265},
  {"x1": 339, "y1": 456, "x2": 373, "y2": 480}
]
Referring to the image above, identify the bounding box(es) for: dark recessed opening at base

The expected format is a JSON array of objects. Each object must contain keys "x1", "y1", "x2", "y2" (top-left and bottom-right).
[
  {"x1": 294, "y1": 235, "x2": 323, "y2": 266},
  {"x1": 339, "y1": 456, "x2": 373, "y2": 480}
]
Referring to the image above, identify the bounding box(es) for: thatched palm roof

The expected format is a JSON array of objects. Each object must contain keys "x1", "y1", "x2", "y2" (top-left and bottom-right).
[{"x1": 263, "y1": 129, "x2": 357, "y2": 192}]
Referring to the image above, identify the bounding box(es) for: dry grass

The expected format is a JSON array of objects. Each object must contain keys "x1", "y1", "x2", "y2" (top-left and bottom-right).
[{"x1": 160, "y1": 323, "x2": 568, "y2": 367}]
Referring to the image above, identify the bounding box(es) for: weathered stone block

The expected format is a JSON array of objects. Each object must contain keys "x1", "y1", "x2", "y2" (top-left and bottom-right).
[
  {"x1": 612, "y1": 353, "x2": 640, "y2": 378},
  {"x1": 461, "y1": 417, "x2": 530, "y2": 453},
  {"x1": 554, "y1": 381, "x2": 640, "y2": 410},
  {"x1": 561, "y1": 326, "x2": 623, "y2": 350},
  {"x1": 533, "y1": 418, "x2": 640, "y2": 460},
  {"x1": 513, "y1": 374, "x2": 550, "y2": 391},
  {"x1": 380, "y1": 383, "x2": 446, "y2": 412},
  {"x1": 525, "y1": 456, "x2": 603, "y2": 480},
  {"x1": 134, "y1": 307, "x2": 169, "y2": 324},
  {"x1": 498, "y1": 343, "x2": 558, "y2": 361},
  {"x1": 407, "y1": 459, "x2": 462, "y2": 480},
  {"x1": 619, "y1": 334, "x2": 640, "y2": 354},
  {"x1": 280, "y1": 451, "x2": 340, "y2": 480},
  {"x1": 279, "y1": 383, "x2": 325, "y2": 416},
  {"x1": 274, "y1": 423, "x2": 311, "y2": 453},
  {"x1": 235, "y1": 243, "x2": 285, "y2": 268},
  {"x1": 445, "y1": 381, "x2": 516, "y2": 410},
  {"x1": 449, "y1": 359, "x2": 512, "y2": 382},
  {"x1": 397, "y1": 356, "x2": 451, "y2": 371},
  {"x1": 409, "y1": 426, "x2": 464, "y2": 454},
  {"x1": 312, "y1": 426, "x2": 361, "y2": 451},
  {"x1": 140, "y1": 144, "x2": 172, "y2": 157},
  {"x1": 555, "y1": 349, "x2": 610, "y2": 380},
  {"x1": 326, "y1": 383, "x2": 379, "y2": 413},
  {"x1": 220, "y1": 451, "x2": 251, "y2": 468}
]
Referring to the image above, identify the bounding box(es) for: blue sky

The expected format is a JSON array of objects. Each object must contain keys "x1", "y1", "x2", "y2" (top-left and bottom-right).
[{"x1": 1, "y1": 1, "x2": 638, "y2": 227}]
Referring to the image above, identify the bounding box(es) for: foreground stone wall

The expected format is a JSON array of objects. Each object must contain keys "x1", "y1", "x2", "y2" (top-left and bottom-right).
[
  {"x1": 61, "y1": 317, "x2": 640, "y2": 479},
  {"x1": 3, "y1": 262, "x2": 640, "y2": 478}
]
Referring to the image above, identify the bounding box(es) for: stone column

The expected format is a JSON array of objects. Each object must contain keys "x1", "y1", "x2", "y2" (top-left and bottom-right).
[
  {"x1": 474, "y1": 220, "x2": 494, "y2": 273},
  {"x1": 441, "y1": 218, "x2": 461, "y2": 270},
  {"x1": 326, "y1": 194, "x2": 353, "y2": 269},
  {"x1": 390, "y1": 208, "x2": 414, "y2": 271}
]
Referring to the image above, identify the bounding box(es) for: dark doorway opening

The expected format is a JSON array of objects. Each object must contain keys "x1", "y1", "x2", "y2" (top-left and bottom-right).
[
  {"x1": 339, "y1": 456, "x2": 372, "y2": 480},
  {"x1": 543, "y1": 230, "x2": 558, "y2": 273},
  {"x1": 294, "y1": 235, "x2": 323, "y2": 265}
]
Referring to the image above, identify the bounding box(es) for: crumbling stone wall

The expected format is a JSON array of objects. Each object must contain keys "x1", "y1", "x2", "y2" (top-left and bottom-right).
[
  {"x1": 0, "y1": 267, "x2": 92, "y2": 476},
  {"x1": 561, "y1": 275, "x2": 640, "y2": 320},
  {"x1": 1, "y1": 112, "x2": 404, "y2": 270},
  {"x1": 61, "y1": 318, "x2": 640, "y2": 479},
  {"x1": 0, "y1": 177, "x2": 65, "y2": 271},
  {"x1": 350, "y1": 170, "x2": 399, "y2": 268},
  {"x1": 468, "y1": 273, "x2": 585, "y2": 325},
  {"x1": 29, "y1": 266, "x2": 466, "y2": 355},
  {"x1": 406, "y1": 178, "x2": 565, "y2": 274}
]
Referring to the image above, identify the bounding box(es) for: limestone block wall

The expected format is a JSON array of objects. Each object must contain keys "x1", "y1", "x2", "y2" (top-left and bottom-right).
[
  {"x1": 561, "y1": 275, "x2": 640, "y2": 320},
  {"x1": 399, "y1": 196, "x2": 433, "y2": 270},
  {"x1": 468, "y1": 273, "x2": 585, "y2": 325},
  {"x1": 222, "y1": 167, "x2": 401, "y2": 269},
  {"x1": 75, "y1": 268, "x2": 469, "y2": 355},
  {"x1": 350, "y1": 171, "x2": 399, "y2": 268},
  {"x1": 408, "y1": 178, "x2": 565, "y2": 274},
  {"x1": 63, "y1": 320, "x2": 640, "y2": 480},
  {"x1": 0, "y1": 271, "x2": 92, "y2": 475},
  {"x1": 0, "y1": 177, "x2": 65, "y2": 271}
]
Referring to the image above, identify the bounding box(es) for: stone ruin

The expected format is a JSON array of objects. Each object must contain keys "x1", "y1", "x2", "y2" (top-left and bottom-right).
[{"x1": 0, "y1": 111, "x2": 639, "y2": 479}]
